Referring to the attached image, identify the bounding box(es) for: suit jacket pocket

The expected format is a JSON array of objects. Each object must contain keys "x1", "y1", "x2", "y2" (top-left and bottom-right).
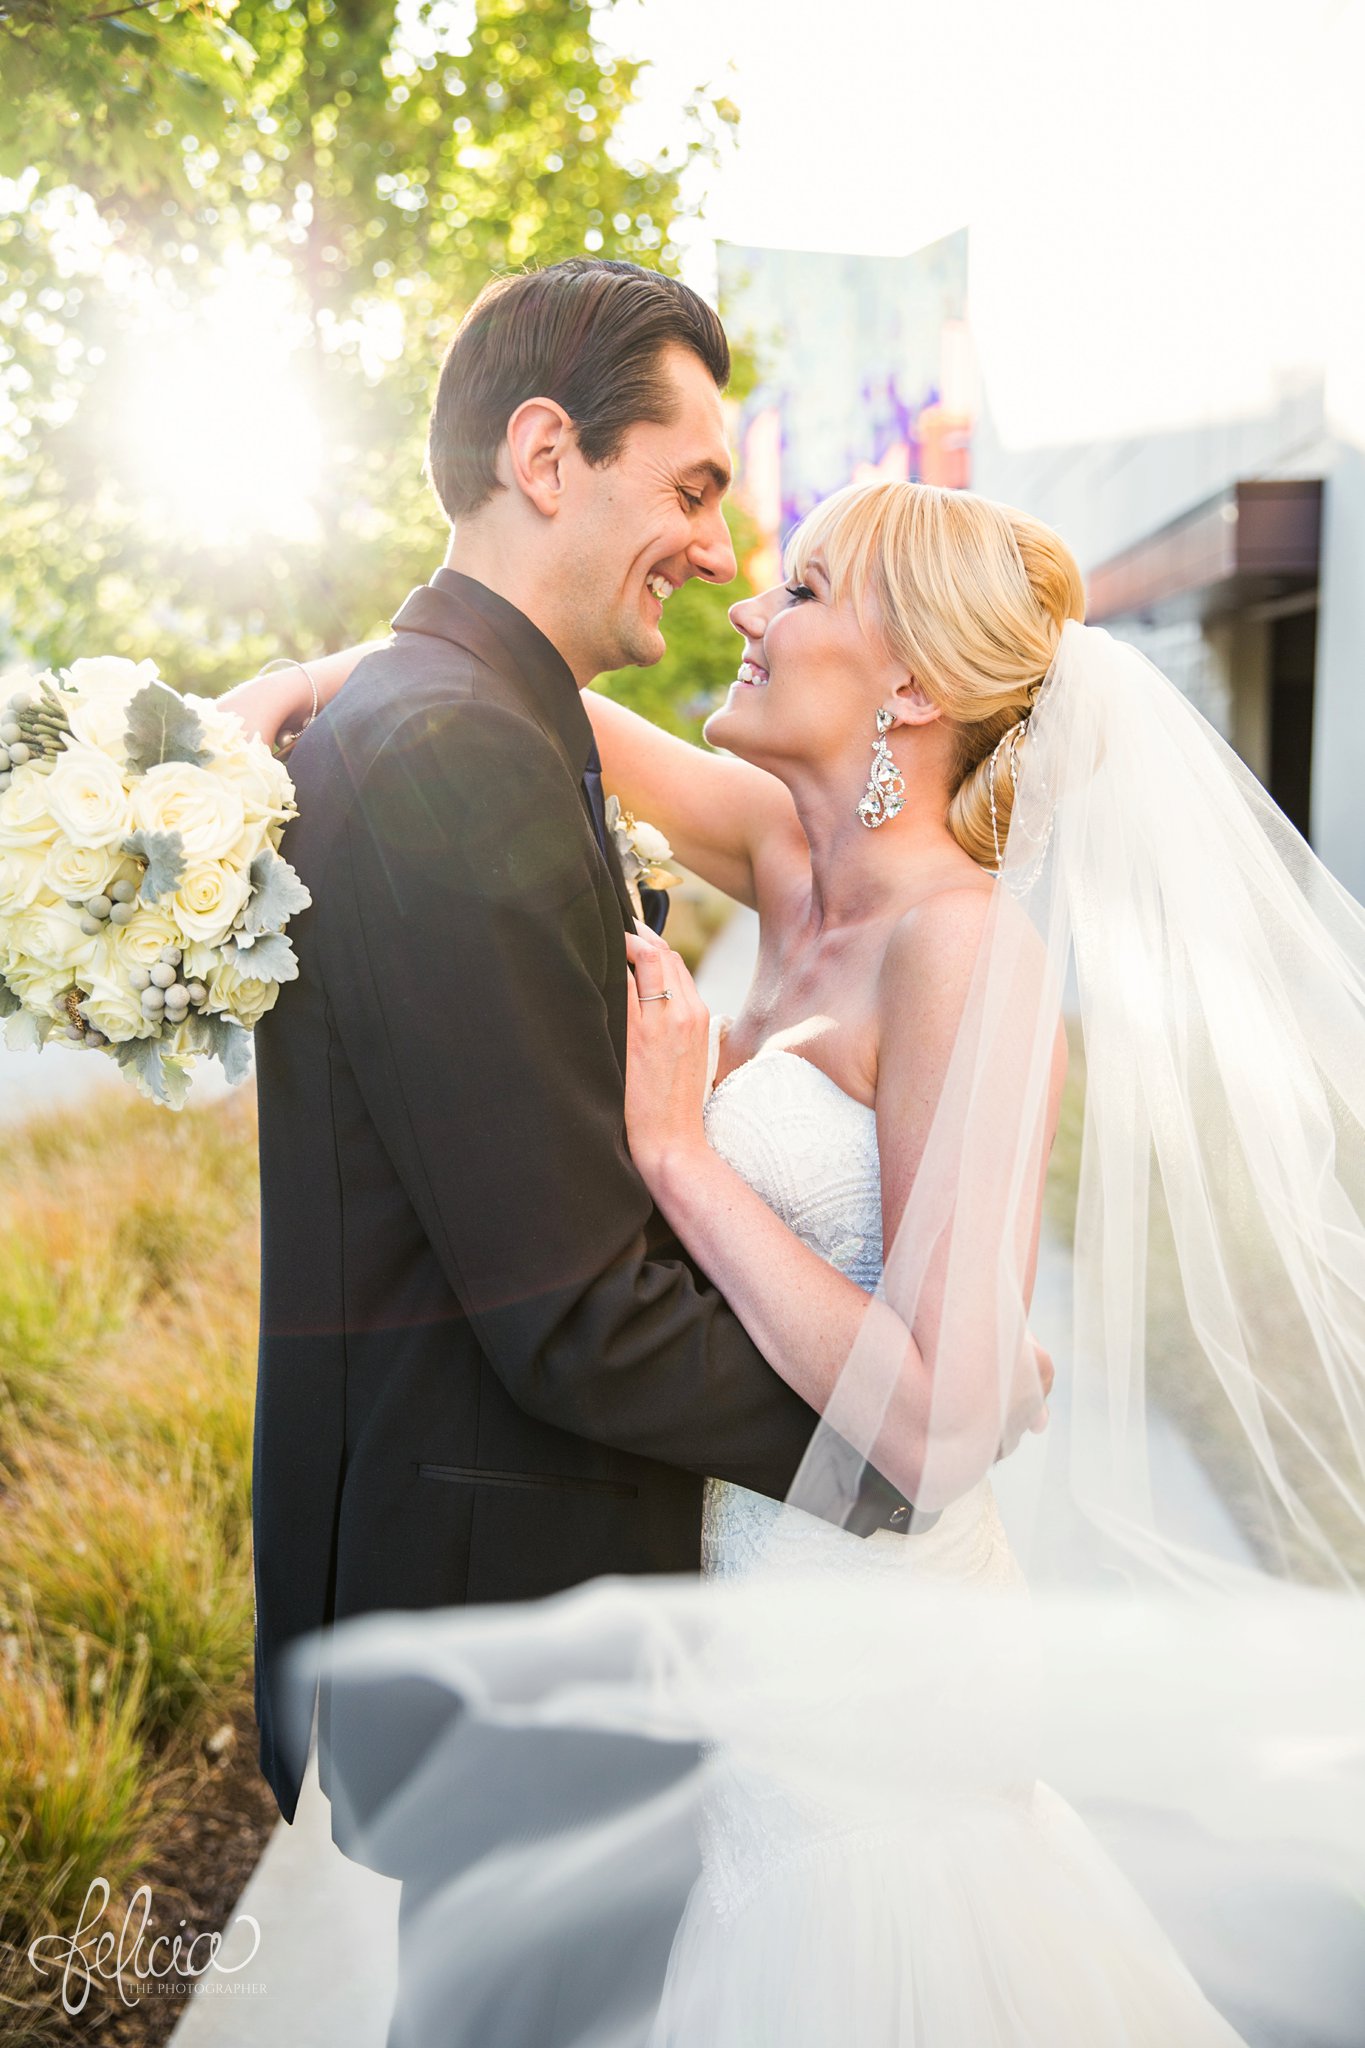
[{"x1": 416, "y1": 1462, "x2": 637, "y2": 1500}]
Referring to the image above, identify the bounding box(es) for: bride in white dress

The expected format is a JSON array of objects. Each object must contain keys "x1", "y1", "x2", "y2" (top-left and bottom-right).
[
  {"x1": 242, "y1": 478, "x2": 1365, "y2": 2044},
  {"x1": 600, "y1": 479, "x2": 1252, "y2": 2040},
  {"x1": 648, "y1": 1043, "x2": 1252, "y2": 2046}
]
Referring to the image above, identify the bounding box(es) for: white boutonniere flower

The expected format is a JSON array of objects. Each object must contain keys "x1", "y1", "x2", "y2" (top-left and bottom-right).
[{"x1": 604, "y1": 795, "x2": 680, "y2": 923}]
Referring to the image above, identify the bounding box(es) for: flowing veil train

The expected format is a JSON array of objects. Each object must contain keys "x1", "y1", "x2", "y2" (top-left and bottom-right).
[{"x1": 295, "y1": 622, "x2": 1365, "y2": 2045}]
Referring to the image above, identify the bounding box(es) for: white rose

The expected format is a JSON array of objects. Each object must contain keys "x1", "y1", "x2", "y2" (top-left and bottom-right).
[
  {"x1": 43, "y1": 837, "x2": 119, "y2": 902},
  {"x1": 132, "y1": 762, "x2": 246, "y2": 862},
  {"x1": 0, "y1": 663, "x2": 49, "y2": 699},
  {"x1": 169, "y1": 860, "x2": 250, "y2": 946},
  {"x1": 64, "y1": 655, "x2": 160, "y2": 698},
  {"x1": 45, "y1": 743, "x2": 133, "y2": 850},
  {"x1": 1, "y1": 953, "x2": 70, "y2": 1016},
  {"x1": 222, "y1": 818, "x2": 273, "y2": 876},
  {"x1": 107, "y1": 905, "x2": 184, "y2": 971},
  {"x1": 206, "y1": 953, "x2": 278, "y2": 1030},
  {"x1": 10, "y1": 899, "x2": 100, "y2": 973},
  {"x1": 0, "y1": 764, "x2": 56, "y2": 850},
  {"x1": 182, "y1": 693, "x2": 247, "y2": 751},
  {"x1": 64, "y1": 658, "x2": 160, "y2": 757},
  {"x1": 181, "y1": 692, "x2": 276, "y2": 771},
  {"x1": 0, "y1": 847, "x2": 52, "y2": 914},
  {"x1": 208, "y1": 733, "x2": 296, "y2": 825},
  {"x1": 78, "y1": 968, "x2": 156, "y2": 1044}
]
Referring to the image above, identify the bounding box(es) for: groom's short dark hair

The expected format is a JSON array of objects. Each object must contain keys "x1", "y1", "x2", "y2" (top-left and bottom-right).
[{"x1": 427, "y1": 258, "x2": 730, "y2": 522}]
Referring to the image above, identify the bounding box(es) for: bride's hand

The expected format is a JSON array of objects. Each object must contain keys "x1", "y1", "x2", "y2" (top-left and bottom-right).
[
  {"x1": 995, "y1": 1336, "x2": 1053, "y2": 1462},
  {"x1": 623, "y1": 927, "x2": 712, "y2": 1189},
  {"x1": 216, "y1": 662, "x2": 314, "y2": 753}
]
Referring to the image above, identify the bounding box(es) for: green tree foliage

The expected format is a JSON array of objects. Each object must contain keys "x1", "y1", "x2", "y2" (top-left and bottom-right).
[
  {"x1": 0, "y1": 0, "x2": 737, "y2": 697},
  {"x1": 0, "y1": 2, "x2": 253, "y2": 197}
]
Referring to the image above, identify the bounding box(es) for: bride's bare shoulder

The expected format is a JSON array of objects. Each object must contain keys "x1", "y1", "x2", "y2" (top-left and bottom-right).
[
  {"x1": 887, "y1": 877, "x2": 997, "y2": 953},
  {"x1": 875, "y1": 880, "x2": 999, "y2": 1024},
  {"x1": 875, "y1": 879, "x2": 1065, "y2": 1098}
]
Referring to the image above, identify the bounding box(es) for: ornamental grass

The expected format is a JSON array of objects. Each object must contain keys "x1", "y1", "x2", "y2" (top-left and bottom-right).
[{"x1": 0, "y1": 1085, "x2": 263, "y2": 2040}]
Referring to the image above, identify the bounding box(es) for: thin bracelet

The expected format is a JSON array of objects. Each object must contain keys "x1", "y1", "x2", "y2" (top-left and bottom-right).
[{"x1": 255, "y1": 656, "x2": 320, "y2": 757}]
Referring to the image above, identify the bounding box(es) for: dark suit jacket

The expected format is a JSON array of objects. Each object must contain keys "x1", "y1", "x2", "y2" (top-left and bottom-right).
[{"x1": 252, "y1": 569, "x2": 909, "y2": 1835}]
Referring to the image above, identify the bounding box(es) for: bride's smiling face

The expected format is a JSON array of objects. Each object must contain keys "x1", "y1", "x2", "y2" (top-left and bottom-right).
[{"x1": 705, "y1": 556, "x2": 911, "y2": 780}]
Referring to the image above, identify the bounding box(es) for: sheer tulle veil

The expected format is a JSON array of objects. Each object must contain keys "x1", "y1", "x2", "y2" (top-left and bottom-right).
[{"x1": 294, "y1": 621, "x2": 1365, "y2": 2044}]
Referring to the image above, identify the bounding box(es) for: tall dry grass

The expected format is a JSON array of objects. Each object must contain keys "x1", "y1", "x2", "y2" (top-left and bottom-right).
[{"x1": 0, "y1": 1084, "x2": 261, "y2": 2035}]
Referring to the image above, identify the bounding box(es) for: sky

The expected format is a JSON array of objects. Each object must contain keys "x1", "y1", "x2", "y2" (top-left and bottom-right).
[{"x1": 601, "y1": 0, "x2": 1358, "y2": 450}]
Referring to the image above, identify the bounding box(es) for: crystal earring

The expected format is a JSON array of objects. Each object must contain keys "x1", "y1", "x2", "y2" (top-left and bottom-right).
[{"x1": 856, "y1": 707, "x2": 906, "y2": 829}]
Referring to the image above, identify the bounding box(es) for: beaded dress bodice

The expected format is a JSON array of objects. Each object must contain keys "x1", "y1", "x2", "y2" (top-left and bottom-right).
[{"x1": 700, "y1": 1043, "x2": 1018, "y2": 1587}]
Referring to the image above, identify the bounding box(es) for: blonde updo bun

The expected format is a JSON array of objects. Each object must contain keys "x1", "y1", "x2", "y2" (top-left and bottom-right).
[{"x1": 786, "y1": 482, "x2": 1086, "y2": 866}]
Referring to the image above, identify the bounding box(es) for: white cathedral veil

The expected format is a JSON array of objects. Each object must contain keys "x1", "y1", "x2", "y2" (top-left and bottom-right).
[{"x1": 293, "y1": 622, "x2": 1365, "y2": 2045}]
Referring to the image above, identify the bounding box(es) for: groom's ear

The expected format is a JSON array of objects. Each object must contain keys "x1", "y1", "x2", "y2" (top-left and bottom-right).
[{"x1": 501, "y1": 397, "x2": 576, "y2": 518}]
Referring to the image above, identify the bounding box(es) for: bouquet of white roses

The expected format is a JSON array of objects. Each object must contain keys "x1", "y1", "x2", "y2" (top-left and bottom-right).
[{"x1": 0, "y1": 657, "x2": 310, "y2": 1109}]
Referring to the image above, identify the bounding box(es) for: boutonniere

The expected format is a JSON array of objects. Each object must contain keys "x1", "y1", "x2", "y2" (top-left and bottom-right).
[{"x1": 604, "y1": 794, "x2": 680, "y2": 922}]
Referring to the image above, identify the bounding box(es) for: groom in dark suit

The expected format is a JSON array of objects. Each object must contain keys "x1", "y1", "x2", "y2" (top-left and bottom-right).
[{"x1": 251, "y1": 258, "x2": 912, "y2": 2027}]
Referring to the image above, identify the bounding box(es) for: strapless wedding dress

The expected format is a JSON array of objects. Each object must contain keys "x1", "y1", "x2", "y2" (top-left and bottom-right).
[{"x1": 648, "y1": 1043, "x2": 1248, "y2": 2047}]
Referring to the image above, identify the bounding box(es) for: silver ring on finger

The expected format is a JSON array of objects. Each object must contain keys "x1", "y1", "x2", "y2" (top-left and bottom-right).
[{"x1": 638, "y1": 990, "x2": 673, "y2": 1003}]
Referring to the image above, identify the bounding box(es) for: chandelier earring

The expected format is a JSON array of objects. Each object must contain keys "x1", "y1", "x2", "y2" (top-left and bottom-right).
[{"x1": 856, "y1": 707, "x2": 906, "y2": 830}]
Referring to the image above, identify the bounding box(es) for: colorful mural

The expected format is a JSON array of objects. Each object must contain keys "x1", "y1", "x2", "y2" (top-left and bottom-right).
[{"x1": 717, "y1": 232, "x2": 973, "y2": 586}]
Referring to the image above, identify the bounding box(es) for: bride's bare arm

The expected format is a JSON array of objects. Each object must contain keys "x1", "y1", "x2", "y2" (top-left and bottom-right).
[
  {"x1": 216, "y1": 643, "x2": 384, "y2": 748},
  {"x1": 622, "y1": 902, "x2": 1059, "y2": 1508},
  {"x1": 587, "y1": 690, "x2": 802, "y2": 909},
  {"x1": 218, "y1": 649, "x2": 800, "y2": 908}
]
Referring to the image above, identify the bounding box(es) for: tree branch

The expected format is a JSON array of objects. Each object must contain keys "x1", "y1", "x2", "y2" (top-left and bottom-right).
[{"x1": 80, "y1": 0, "x2": 169, "y2": 25}]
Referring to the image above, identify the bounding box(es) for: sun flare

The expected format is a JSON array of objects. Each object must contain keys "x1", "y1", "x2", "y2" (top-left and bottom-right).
[{"x1": 120, "y1": 262, "x2": 327, "y2": 549}]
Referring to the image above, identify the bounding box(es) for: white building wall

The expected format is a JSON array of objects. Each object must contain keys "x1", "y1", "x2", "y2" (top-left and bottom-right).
[{"x1": 964, "y1": 0, "x2": 1365, "y2": 896}]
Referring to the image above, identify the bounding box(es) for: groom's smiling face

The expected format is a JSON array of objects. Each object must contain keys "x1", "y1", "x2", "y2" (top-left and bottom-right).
[{"x1": 562, "y1": 343, "x2": 737, "y2": 677}]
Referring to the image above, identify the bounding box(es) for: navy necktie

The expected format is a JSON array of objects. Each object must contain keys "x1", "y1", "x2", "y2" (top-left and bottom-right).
[{"x1": 582, "y1": 736, "x2": 669, "y2": 936}]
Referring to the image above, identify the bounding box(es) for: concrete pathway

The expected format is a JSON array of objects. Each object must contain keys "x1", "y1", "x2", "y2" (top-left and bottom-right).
[
  {"x1": 168, "y1": 1747, "x2": 399, "y2": 2044},
  {"x1": 165, "y1": 904, "x2": 1362, "y2": 2045}
]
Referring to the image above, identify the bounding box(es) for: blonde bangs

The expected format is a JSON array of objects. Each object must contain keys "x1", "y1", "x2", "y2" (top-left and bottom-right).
[{"x1": 783, "y1": 484, "x2": 897, "y2": 633}]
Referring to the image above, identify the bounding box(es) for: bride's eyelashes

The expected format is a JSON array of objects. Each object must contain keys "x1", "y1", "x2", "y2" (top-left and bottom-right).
[{"x1": 784, "y1": 581, "x2": 816, "y2": 604}]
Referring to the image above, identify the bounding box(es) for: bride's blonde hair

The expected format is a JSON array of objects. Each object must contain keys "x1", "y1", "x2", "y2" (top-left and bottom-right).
[{"x1": 785, "y1": 482, "x2": 1086, "y2": 866}]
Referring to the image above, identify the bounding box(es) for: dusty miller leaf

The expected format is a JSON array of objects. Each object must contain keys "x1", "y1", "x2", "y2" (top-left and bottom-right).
[
  {"x1": 0, "y1": 978, "x2": 19, "y2": 1019},
  {"x1": 242, "y1": 847, "x2": 311, "y2": 938},
  {"x1": 124, "y1": 683, "x2": 211, "y2": 773},
  {"x1": 225, "y1": 932, "x2": 298, "y2": 985},
  {"x1": 219, "y1": 1022, "x2": 254, "y2": 1087},
  {"x1": 113, "y1": 1035, "x2": 187, "y2": 1109},
  {"x1": 190, "y1": 1010, "x2": 255, "y2": 1086},
  {"x1": 160, "y1": 1057, "x2": 191, "y2": 1110},
  {"x1": 122, "y1": 829, "x2": 186, "y2": 903}
]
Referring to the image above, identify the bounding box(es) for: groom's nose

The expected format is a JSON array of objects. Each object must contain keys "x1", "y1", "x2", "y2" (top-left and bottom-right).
[{"x1": 689, "y1": 501, "x2": 737, "y2": 588}]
